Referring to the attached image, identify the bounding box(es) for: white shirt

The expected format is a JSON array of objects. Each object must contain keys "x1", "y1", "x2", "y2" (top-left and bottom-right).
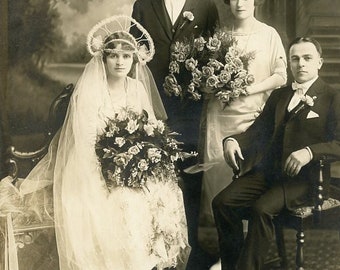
[
  {"x1": 164, "y1": 0, "x2": 186, "y2": 25},
  {"x1": 287, "y1": 76, "x2": 318, "y2": 112}
]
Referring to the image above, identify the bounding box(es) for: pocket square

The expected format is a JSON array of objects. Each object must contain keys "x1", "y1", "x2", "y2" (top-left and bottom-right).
[{"x1": 306, "y1": 110, "x2": 319, "y2": 119}]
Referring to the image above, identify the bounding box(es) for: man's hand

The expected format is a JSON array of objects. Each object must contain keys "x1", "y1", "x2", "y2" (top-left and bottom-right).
[
  {"x1": 223, "y1": 139, "x2": 244, "y2": 171},
  {"x1": 284, "y1": 148, "x2": 312, "y2": 177}
]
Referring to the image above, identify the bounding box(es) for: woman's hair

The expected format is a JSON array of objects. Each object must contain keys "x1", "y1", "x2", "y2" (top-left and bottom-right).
[
  {"x1": 224, "y1": 0, "x2": 265, "y2": 6},
  {"x1": 102, "y1": 31, "x2": 139, "y2": 76},
  {"x1": 102, "y1": 31, "x2": 139, "y2": 64},
  {"x1": 288, "y1": 37, "x2": 323, "y2": 57}
]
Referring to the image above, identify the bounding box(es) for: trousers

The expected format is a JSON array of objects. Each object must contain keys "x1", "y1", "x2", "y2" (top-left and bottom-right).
[{"x1": 212, "y1": 169, "x2": 310, "y2": 270}]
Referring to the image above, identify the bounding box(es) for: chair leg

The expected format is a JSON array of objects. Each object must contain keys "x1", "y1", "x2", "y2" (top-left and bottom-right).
[
  {"x1": 274, "y1": 220, "x2": 288, "y2": 269},
  {"x1": 295, "y1": 219, "x2": 304, "y2": 270}
]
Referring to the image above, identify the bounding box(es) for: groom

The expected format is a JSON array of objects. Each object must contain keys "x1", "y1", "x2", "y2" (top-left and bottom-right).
[
  {"x1": 213, "y1": 37, "x2": 340, "y2": 270},
  {"x1": 132, "y1": 1, "x2": 219, "y2": 269}
]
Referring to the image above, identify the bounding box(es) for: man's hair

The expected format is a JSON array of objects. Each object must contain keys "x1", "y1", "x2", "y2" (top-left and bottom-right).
[
  {"x1": 224, "y1": 0, "x2": 265, "y2": 6},
  {"x1": 288, "y1": 37, "x2": 323, "y2": 57}
]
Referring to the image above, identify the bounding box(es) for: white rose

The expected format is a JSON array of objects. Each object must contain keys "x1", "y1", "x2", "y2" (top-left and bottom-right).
[
  {"x1": 147, "y1": 148, "x2": 162, "y2": 163},
  {"x1": 126, "y1": 119, "x2": 138, "y2": 134},
  {"x1": 138, "y1": 159, "x2": 149, "y2": 171},
  {"x1": 144, "y1": 123, "x2": 155, "y2": 136},
  {"x1": 115, "y1": 137, "x2": 126, "y2": 147},
  {"x1": 183, "y1": 11, "x2": 194, "y2": 21},
  {"x1": 128, "y1": 145, "x2": 140, "y2": 155},
  {"x1": 301, "y1": 95, "x2": 316, "y2": 106},
  {"x1": 156, "y1": 120, "x2": 165, "y2": 133}
]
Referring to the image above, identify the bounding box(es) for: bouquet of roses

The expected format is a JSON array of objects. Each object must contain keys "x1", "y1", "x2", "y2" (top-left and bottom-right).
[
  {"x1": 163, "y1": 28, "x2": 255, "y2": 106},
  {"x1": 95, "y1": 108, "x2": 196, "y2": 190}
]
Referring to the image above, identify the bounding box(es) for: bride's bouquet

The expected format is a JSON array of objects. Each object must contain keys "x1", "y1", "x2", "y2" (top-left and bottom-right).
[
  {"x1": 164, "y1": 28, "x2": 255, "y2": 106},
  {"x1": 95, "y1": 108, "x2": 196, "y2": 190}
]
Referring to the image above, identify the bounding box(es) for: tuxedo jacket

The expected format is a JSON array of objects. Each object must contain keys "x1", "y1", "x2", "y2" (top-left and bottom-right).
[
  {"x1": 132, "y1": 0, "x2": 219, "y2": 147},
  {"x1": 132, "y1": 0, "x2": 218, "y2": 89},
  {"x1": 232, "y1": 78, "x2": 340, "y2": 205}
]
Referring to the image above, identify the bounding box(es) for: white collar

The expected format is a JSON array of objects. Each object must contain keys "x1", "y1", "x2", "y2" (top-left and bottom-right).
[{"x1": 292, "y1": 76, "x2": 318, "y2": 95}]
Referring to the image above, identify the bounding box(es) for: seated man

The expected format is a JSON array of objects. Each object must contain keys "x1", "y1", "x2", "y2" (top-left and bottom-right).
[{"x1": 212, "y1": 37, "x2": 340, "y2": 270}]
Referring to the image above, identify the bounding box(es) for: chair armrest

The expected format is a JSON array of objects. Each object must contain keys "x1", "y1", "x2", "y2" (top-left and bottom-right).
[
  {"x1": 312, "y1": 159, "x2": 325, "y2": 222},
  {"x1": 6, "y1": 144, "x2": 50, "y2": 183},
  {"x1": 4, "y1": 83, "x2": 74, "y2": 184},
  {"x1": 312, "y1": 157, "x2": 340, "y2": 223}
]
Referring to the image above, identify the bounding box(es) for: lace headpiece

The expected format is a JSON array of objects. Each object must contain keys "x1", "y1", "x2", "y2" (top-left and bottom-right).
[{"x1": 87, "y1": 15, "x2": 155, "y2": 64}]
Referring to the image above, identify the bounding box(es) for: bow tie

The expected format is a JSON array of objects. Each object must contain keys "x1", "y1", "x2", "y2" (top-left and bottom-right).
[
  {"x1": 292, "y1": 81, "x2": 308, "y2": 92},
  {"x1": 291, "y1": 82, "x2": 308, "y2": 98}
]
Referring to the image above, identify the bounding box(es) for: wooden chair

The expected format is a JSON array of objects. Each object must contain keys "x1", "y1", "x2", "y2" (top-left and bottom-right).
[
  {"x1": 274, "y1": 159, "x2": 340, "y2": 270},
  {"x1": 1, "y1": 84, "x2": 73, "y2": 270},
  {"x1": 6, "y1": 83, "x2": 74, "y2": 182},
  {"x1": 232, "y1": 157, "x2": 340, "y2": 270}
]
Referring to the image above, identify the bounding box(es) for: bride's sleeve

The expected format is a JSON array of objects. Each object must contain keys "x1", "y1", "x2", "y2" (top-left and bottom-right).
[{"x1": 269, "y1": 28, "x2": 287, "y2": 83}]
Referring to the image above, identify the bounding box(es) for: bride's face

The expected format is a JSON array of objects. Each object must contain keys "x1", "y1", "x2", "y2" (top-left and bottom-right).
[
  {"x1": 230, "y1": 0, "x2": 255, "y2": 20},
  {"x1": 106, "y1": 45, "x2": 134, "y2": 78}
]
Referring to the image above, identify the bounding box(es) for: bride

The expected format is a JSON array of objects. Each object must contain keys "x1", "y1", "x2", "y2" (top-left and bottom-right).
[{"x1": 17, "y1": 15, "x2": 190, "y2": 270}]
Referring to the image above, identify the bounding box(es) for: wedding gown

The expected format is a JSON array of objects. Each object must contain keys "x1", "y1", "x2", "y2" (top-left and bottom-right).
[{"x1": 16, "y1": 56, "x2": 189, "y2": 270}]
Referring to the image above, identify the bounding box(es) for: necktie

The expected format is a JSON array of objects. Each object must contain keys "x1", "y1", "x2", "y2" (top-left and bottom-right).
[{"x1": 287, "y1": 82, "x2": 307, "y2": 112}]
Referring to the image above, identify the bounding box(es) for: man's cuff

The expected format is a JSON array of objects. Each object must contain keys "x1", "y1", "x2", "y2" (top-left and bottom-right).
[{"x1": 305, "y1": 146, "x2": 313, "y2": 161}]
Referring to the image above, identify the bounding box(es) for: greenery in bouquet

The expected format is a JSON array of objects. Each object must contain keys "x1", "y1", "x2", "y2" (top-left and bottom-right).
[
  {"x1": 163, "y1": 28, "x2": 255, "y2": 106},
  {"x1": 95, "y1": 108, "x2": 196, "y2": 190}
]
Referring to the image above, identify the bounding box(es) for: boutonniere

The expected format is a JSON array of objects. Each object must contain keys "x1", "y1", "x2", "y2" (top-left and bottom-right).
[
  {"x1": 179, "y1": 11, "x2": 194, "y2": 29},
  {"x1": 295, "y1": 95, "x2": 317, "y2": 114}
]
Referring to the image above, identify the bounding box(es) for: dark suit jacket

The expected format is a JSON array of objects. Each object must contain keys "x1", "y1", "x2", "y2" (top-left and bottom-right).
[
  {"x1": 132, "y1": 0, "x2": 219, "y2": 148},
  {"x1": 231, "y1": 78, "x2": 340, "y2": 207}
]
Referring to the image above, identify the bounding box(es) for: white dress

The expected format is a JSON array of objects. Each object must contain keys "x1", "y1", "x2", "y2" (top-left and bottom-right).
[
  {"x1": 201, "y1": 22, "x2": 287, "y2": 217},
  {"x1": 19, "y1": 63, "x2": 190, "y2": 270}
]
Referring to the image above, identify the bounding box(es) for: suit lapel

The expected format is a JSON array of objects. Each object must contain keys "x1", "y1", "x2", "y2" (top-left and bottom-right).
[
  {"x1": 173, "y1": 0, "x2": 195, "y2": 40},
  {"x1": 151, "y1": 0, "x2": 172, "y2": 40},
  {"x1": 288, "y1": 78, "x2": 324, "y2": 121},
  {"x1": 276, "y1": 86, "x2": 294, "y2": 125},
  {"x1": 305, "y1": 77, "x2": 324, "y2": 98}
]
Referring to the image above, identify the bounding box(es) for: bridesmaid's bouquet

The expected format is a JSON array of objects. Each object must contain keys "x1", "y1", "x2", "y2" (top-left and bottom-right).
[
  {"x1": 164, "y1": 28, "x2": 255, "y2": 106},
  {"x1": 95, "y1": 108, "x2": 196, "y2": 190}
]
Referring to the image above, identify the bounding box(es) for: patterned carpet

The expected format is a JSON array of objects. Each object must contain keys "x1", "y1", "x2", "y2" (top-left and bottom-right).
[
  {"x1": 6, "y1": 224, "x2": 340, "y2": 269},
  {"x1": 198, "y1": 225, "x2": 340, "y2": 270}
]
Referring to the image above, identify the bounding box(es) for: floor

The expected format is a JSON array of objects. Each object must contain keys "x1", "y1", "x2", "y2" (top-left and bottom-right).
[
  {"x1": 198, "y1": 225, "x2": 340, "y2": 270},
  {"x1": 1, "y1": 215, "x2": 339, "y2": 270},
  {"x1": 9, "y1": 226, "x2": 340, "y2": 270}
]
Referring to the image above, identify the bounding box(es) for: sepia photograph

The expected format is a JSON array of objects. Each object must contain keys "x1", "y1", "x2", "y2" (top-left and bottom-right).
[{"x1": 1, "y1": 0, "x2": 340, "y2": 269}]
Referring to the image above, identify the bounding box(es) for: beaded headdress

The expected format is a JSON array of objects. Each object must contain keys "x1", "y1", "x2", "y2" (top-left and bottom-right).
[{"x1": 87, "y1": 15, "x2": 155, "y2": 64}]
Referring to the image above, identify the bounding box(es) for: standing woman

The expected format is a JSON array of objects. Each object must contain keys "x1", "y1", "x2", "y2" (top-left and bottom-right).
[{"x1": 202, "y1": 0, "x2": 287, "y2": 227}]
